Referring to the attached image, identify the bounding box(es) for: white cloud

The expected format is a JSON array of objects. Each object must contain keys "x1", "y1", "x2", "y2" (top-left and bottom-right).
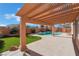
[
  {"x1": 4, "y1": 13, "x2": 20, "y2": 22},
  {"x1": 16, "y1": 16, "x2": 21, "y2": 21},
  {"x1": 4, "y1": 14, "x2": 15, "y2": 19},
  {"x1": 0, "y1": 24, "x2": 7, "y2": 27},
  {"x1": 17, "y1": 8, "x2": 21, "y2": 11}
]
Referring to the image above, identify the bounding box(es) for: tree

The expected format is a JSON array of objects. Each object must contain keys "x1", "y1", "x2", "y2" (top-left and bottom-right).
[
  {"x1": 0, "y1": 40, "x2": 4, "y2": 53},
  {"x1": 10, "y1": 27, "x2": 19, "y2": 34}
]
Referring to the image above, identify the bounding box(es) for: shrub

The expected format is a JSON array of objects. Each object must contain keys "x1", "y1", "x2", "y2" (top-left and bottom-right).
[
  {"x1": 10, "y1": 27, "x2": 19, "y2": 34},
  {"x1": 9, "y1": 46, "x2": 18, "y2": 51},
  {"x1": 0, "y1": 40, "x2": 4, "y2": 49},
  {"x1": 1, "y1": 34, "x2": 20, "y2": 38}
]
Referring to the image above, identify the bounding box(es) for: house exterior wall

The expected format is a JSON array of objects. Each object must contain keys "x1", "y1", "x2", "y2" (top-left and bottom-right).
[
  {"x1": 35, "y1": 28, "x2": 41, "y2": 33},
  {"x1": 62, "y1": 28, "x2": 71, "y2": 33},
  {"x1": 0, "y1": 27, "x2": 10, "y2": 35}
]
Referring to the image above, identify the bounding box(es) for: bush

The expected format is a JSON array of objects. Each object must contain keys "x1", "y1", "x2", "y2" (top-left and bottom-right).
[
  {"x1": 0, "y1": 40, "x2": 4, "y2": 49},
  {"x1": 10, "y1": 27, "x2": 19, "y2": 34},
  {"x1": 9, "y1": 46, "x2": 18, "y2": 51},
  {"x1": 0, "y1": 34, "x2": 19, "y2": 38}
]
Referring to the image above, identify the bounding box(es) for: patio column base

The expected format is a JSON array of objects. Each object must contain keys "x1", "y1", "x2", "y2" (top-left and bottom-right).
[{"x1": 20, "y1": 46, "x2": 27, "y2": 51}]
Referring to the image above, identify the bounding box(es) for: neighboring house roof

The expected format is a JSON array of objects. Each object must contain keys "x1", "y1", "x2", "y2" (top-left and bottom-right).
[
  {"x1": 0, "y1": 26, "x2": 10, "y2": 35},
  {"x1": 54, "y1": 24, "x2": 63, "y2": 28},
  {"x1": 0, "y1": 26, "x2": 8, "y2": 29}
]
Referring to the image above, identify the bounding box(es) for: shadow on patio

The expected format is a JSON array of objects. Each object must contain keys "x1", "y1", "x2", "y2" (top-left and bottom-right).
[{"x1": 23, "y1": 48, "x2": 42, "y2": 56}]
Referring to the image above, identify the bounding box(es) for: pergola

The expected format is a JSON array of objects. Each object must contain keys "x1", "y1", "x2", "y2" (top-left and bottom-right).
[{"x1": 16, "y1": 3, "x2": 79, "y2": 55}]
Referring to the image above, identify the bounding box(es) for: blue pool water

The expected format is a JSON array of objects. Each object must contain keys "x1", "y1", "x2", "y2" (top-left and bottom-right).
[{"x1": 38, "y1": 31, "x2": 62, "y2": 35}]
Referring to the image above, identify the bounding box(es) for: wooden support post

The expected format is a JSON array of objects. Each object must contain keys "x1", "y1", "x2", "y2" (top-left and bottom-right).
[
  {"x1": 72, "y1": 19, "x2": 79, "y2": 56},
  {"x1": 73, "y1": 20, "x2": 78, "y2": 40},
  {"x1": 71, "y1": 23, "x2": 73, "y2": 35},
  {"x1": 51, "y1": 25, "x2": 55, "y2": 36},
  {"x1": 20, "y1": 18, "x2": 26, "y2": 51}
]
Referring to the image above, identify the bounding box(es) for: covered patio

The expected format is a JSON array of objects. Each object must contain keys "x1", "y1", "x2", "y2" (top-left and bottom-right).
[{"x1": 16, "y1": 3, "x2": 79, "y2": 56}]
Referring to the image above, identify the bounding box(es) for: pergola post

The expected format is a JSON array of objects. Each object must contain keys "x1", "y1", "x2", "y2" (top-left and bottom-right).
[
  {"x1": 71, "y1": 23, "x2": 73, "y2": 35},
  {"x1": 20, "y1": 18, "x2": 26, "y2": 51},
  {"x1": 51, "y1": 25, "x2": 55, "y2": 36},
  {"x1": 72, "y1": 18, "x2": 79, "y2": 55},
  {"x1": 73, "y1": 19, "x2": 78, "y2": 40}
]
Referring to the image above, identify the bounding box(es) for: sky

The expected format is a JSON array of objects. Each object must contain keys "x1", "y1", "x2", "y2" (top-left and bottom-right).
[
  {"x1": 0, "y1": 3, "x2": 23, "y2": 26},
  {"x1": 0, "y1": 3, "x2": 41, "y2": 27}
]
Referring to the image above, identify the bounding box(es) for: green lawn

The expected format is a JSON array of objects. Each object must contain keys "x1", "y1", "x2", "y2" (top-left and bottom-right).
[{"x1": 0, "y1": 35, "x2": 41, "y2": 53}]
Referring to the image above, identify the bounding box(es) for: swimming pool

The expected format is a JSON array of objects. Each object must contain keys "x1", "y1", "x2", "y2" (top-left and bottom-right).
[{"x1": 38, "y1": 31, "x2": 62, "y2": 35}]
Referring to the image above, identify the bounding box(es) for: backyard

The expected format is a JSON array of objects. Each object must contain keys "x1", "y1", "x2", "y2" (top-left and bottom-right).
[{"x1": 0, "y1": 35, "x2": 41, "y2": 53}]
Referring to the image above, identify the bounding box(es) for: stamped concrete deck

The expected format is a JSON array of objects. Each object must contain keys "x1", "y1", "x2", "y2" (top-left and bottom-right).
[{"x1": 27, "y1": 34, "x2": 75, "y2": 56}]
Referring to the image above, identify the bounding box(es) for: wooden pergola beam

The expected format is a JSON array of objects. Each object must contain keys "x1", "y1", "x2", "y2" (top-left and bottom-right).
[
  {"x1": 21, "y1": 10, "x2": 78, "y2": 25},
  {"x1": 21, "y1": 4, "x2": 64, "y2": 18},
  {"x1": 22, "y1": 8, "x2": 79, "y2": 25},
  {"x1": 29, "y1": 4, "x2": 79, "y2": 18},
  {"x1": 22, "y1": 4, "x2": 79, "y2": 20},
  {"x1": 23, "y1": 4, "x2": 43, "y2": 17},
  {"x1": 22, "y1": 12, "x2": 77, "y2": 25},
  {"x1": 39, "y1": 9, "x2": 79, "y2": 21},
  {"x1": 27, "y1": 4, "x2": 64, "y2": 18},
  {"x1": 34, "y1": 5, "x2": 79, "y2": 19},
  {"x1": 16, "y1": 3, "x2": 42, "y2": 16}
]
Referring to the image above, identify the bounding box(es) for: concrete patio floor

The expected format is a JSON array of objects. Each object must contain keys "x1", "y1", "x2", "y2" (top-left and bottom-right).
[
  {"x1": 27, "y1": 34, "x2": 75, "y2": 56},
  {"x1": 2, "y1": 34, "x2": 75, "y2": 56}
]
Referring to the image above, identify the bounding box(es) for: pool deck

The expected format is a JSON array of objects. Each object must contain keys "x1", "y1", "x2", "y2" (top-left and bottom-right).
[
  {"x1": 2, "y1": 33, "x2": 75, "y2": 56},
  {"x1": 27, "y1": 34, "x2": 75, "y2": 56}
]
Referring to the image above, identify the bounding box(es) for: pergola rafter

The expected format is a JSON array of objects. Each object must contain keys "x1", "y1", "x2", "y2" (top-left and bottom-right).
[
  {"x1": 37, "y1": 5, "x2": 79, "y2": 19},
  {"x1": 26, "y1": 4, "x2": 64, "y2": 18},
  {"x1": 23, "y1": 12, "x2": 77, "y2": 25},
  {"x1": 16, "y1": 3, "x2": 43, "y2": 16},
  {"x1": 20, "y1": 4, "x2": 79, "y2": 19},
  {"x1": 36, "y1": 9, "x2": 79, "y2": 23}
]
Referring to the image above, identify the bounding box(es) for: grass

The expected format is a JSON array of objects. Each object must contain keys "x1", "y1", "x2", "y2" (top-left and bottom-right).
[{"x1": 0, "y1": 35, "x2": 41, "y2": 53}]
